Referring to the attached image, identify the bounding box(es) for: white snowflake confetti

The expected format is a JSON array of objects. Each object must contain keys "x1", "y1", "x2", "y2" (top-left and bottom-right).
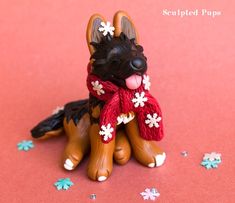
[
  {"x1": 143, "y1": 75, "x2": 151, "y2": 90},
  {"x1": 52, "y1": 106, "x2": 64, "y2": 115},
  {"x1": 89, "y1": 194, "x2": 96, "y2": 200},
  {"x1": 98, "y1": 21, "x2": 115, "y2": 36},
  {"x1": 140, "y1": 188, "x2": 160, "y2": 201},
  {"x1": 203, "y1": 152, "x2": 221, "y2": 161},
  {"x1": 181, "y1": 151, "x2": 188, "y2": 157},
  {"x1": 132, "y1": 92, "x2": 148, "y2": 108},
  {"x1": 91, "y1": 80, "x2": 105, "y2": 96},
  {"x1": 99, "y1": 123, "x2": 114, "y2": 141},
  {"x1": 145, "y1": 113, "x2": 161, "y2": 128}
]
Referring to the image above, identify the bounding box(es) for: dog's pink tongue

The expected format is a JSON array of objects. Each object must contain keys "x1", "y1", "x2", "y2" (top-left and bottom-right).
[{"x1": 125, "y1": 74, "x2": 142, "y2": 90}]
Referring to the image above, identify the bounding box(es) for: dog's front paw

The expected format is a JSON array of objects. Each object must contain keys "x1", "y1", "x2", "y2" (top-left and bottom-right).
[
  {"x1": 125, "y1": 118, "x2": 166, "y2": 168},
  {"x1": 87, "y1": 166, "x2": 111, "y2": 182},
  {"x1": 87, "y1": 124, "x2": 115, "y2": 182},
  {"x1": 148, "y1": 152, "x2": 166, "y2": 168},
  {"x1": 87, "y1": 153, "x2": 113, "y2": 182},
  {"x1": 132, "y1": 140, "x2": 166, "y2": 168}
]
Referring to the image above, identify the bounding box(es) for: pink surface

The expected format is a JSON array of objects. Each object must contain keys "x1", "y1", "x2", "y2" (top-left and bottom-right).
[{"x1": 0, "y1": 0, "x2": 235, "y2": 202}]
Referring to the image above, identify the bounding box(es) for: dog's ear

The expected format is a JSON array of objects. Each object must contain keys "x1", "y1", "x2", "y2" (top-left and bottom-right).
[
  {"x1": 113, "y1": 11, "x2": 139, "y2": 43},
  {"x1": 86, "y1": 14, "x2": 106, "y2": 55}
]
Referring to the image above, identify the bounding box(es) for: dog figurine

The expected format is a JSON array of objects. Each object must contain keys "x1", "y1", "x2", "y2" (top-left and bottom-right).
[{"x1": 31, "y1": 11, "x2": 166, "y2": 182}]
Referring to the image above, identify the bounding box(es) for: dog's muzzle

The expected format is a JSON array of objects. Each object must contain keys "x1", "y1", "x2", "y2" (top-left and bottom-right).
[{"x1": 130, "y1": 57, "x2": 147, "y2": 72}]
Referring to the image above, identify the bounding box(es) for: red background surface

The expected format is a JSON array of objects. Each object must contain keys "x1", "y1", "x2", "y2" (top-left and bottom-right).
[{"x1": 0, "y1": 0, "x2": 235, "y2": 202}]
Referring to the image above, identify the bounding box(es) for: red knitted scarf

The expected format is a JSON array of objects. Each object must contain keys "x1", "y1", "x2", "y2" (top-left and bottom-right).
[{"x1": 87, "y1": 73, "x2": 164, "y2": 143}]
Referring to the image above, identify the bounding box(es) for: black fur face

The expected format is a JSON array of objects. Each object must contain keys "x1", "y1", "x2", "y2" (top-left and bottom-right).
[{"x1": 90, "y1": 33, "x2": 147, "y2": 87}]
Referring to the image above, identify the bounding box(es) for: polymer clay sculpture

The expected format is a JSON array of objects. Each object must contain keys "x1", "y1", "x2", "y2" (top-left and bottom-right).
[{"x1": 31, "y1": 11, "x2": 166, "y2": 182}]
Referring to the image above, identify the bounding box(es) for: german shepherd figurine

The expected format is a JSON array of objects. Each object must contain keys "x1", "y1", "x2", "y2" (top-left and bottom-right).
[{"x1": 31, "y1": 11, "x2": 166, "y2": 182}]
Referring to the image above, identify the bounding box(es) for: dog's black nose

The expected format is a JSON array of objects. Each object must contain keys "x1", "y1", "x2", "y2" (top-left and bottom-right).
[{"x1": 130, "y1": 58, "x2": 146, "y2": 71}]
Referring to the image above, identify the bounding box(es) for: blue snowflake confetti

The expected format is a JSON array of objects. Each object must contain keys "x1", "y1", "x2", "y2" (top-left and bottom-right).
[
  {"x1": 54, "y1": 178, "x2": 74, "y2": 190},
  {"x1": 201, "y1": 152, "x2": 222, "y2": 169},
  {"x1": 17, "y1": 140, "x2": 34, "y2": 151},
  {"x1": 201, "y1": 159, "x2": 221, "y2": 169}
]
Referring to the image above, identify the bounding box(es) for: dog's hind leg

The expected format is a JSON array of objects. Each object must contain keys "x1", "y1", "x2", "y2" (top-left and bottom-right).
[
  {"x1": 125, "y1": 117, "x2": 166, "y2": 168},
  {"x1": 87, "y1": 123, "x2": 115, "y2": 182},
  {"x1": 114, "y1": 130, "x2": 131, "y2": 165},
  {"x1": 62, "y1": 113, "x2": 90, "y2": 171}
]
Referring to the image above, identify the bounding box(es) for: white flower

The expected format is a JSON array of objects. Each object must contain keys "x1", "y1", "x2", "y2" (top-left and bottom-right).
[
  {"x1": 132, "y1": 92, "x2": 148, "y2": 108},
  {"x1": 98, "y1": 21, "x2": 115, "y2": 36},
  {"x1": 203, "y1": 152, "x2": 221, "y2": 161},
  {"x1": 99, "y1": 124, "x2": 114, "y2": 141},
  {"x1": 52, "y1": 106, "x2": 64, "y2": 115},
  {"x1": 91, "y1": 80, "x2": 105, "y2": 96},
  {"x1": 145, "y1": 113, "x2": 161, "y2": 128},
  {"x1": 117, "y1": 113, "x2": 135, "y2": 125},
  {"x1": 143, "y1": 75, "x2": 151, "y2": 90},
  {"x1": 140, "y1": 188, "x2": 160, "y2": 201}
]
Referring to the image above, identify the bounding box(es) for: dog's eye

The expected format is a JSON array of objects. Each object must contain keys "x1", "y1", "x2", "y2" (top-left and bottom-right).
[{"x1": 111, "y1": 58, "x2": 121, "y2": 64}]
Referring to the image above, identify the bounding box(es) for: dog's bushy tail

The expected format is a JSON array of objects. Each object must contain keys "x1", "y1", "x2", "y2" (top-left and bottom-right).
[
  {"x1": 31, "y1": 99, "x2": 89, "y2": 139},
  {"x1": 31, "y1": 109, "x2": 65, "y2": 138}
]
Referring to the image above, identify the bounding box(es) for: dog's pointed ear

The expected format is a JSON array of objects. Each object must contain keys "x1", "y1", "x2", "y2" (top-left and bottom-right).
[
  {"x1": 113, "y1": 11, "x2": 139, "y2": 43},
  {"x1": 86, "y1": 14, "x2": 106, "y2": 55}
]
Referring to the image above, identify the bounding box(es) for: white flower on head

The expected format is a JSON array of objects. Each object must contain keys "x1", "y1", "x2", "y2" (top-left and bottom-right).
[
  {"x1": 98, "y1": 21, "x2": 115, "y2": 36},
  {"x1": 52, "y1": 106, "x2": 64, "y2": 115},
  {"x1": 203, "y1": 152, "x2": 221, "y2": 161},
  {"x1": 132, "y1": 92, "x2": 148, "y2": 108},
  {"x1": 91, "y1": 80, "x2": 105, "y2": 96},
  {"x1": 143, "y1": 75, "x2": 151, "y2": 90},
  {"x1": 99, "y1": 123, "x2": 114, "y2": 141},
  {"x1": 140, "y1": 188, "x2": 160, "y2": 201},
  {"x1": 145, "y1": 113, "x2": 161, "y2": 128}
]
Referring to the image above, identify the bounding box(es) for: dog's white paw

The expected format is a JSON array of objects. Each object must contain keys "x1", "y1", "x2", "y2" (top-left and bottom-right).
[
  {"x1": 98, "y1": 176, "x2": 107, "y2": 182},
  {"x1": 147, "y1": 152, "x2": 166, "y2": 168},
  {"x1": 148, "y1": 163, "x2": 155, "y2": 168},
  {"x1": 64, "y1": 159, "x2": 74, "y2": 170},
  {"x1": 155, "y1": 152, "x2": 166, "y2": 167}
]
